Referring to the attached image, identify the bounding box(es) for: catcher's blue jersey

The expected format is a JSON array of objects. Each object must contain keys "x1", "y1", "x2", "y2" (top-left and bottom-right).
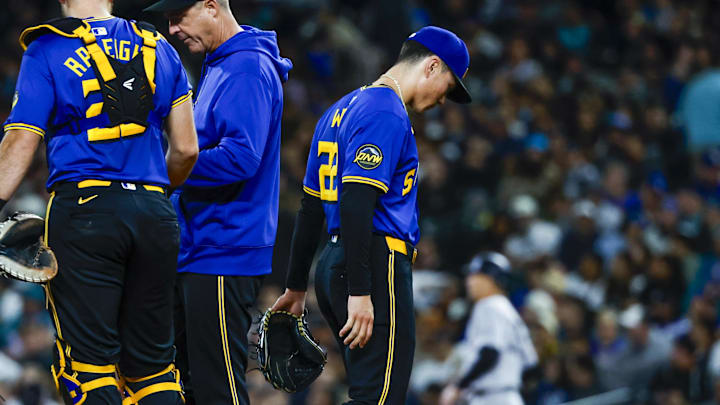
[
  {"x1": 4, "y1": 16, "x2": 192, "y2": 189},
  {"x1": 303, "y1": 86, "x2": 420, "y2": 245}
]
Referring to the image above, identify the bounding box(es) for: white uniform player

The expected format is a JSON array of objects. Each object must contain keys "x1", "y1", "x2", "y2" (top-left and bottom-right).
[{"x1": 441, "y1": 252, "x2": 538, "y2": 405}]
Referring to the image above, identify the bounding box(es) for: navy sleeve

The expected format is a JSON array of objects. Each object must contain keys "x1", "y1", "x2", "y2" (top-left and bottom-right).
[
  {"x1": 286, "y1": 191, "x2": 326, "y2": 291},
  {"x1": 340, "y1": 183, "x2": 380, "y2": 295},
  {"x1": 184, "y1": 73, "x2": 273, "y2": 187}
]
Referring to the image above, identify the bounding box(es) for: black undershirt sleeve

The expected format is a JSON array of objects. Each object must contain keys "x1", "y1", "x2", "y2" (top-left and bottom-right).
[
  {"x1": 285, "y1": 192, "x2": 326, "y2": 291},
  {"x1": 339, "y1": 183, "x2": 381, "y2": 296},
  {"x1": 0, "y1": 199, "x2": 6, "y2": 213},
  {"x1": 457, "y1": 346, "x2": 500, "y2": 389}
]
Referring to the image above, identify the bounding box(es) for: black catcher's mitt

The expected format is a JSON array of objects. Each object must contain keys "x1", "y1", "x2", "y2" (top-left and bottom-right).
[
  {"x1": 0, "y1": 213, "x2": 58, "y2": 283},
  {"x1": 257, "y1": 309, "x2": 327, "y2": 392}
]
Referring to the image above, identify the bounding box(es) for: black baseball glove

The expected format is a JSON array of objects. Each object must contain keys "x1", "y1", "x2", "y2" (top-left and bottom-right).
[
  {"x1": 257, "y1": 309, "x2": 327, "y2": 392},
  {"x1": 0, "y1": 213, "x2": 58, "y2": 283}
]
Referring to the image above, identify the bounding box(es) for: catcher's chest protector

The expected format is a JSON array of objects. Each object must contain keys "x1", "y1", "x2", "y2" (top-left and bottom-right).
[{"x1": 19, "y1": 17, "x2": 159, "y2": 141}]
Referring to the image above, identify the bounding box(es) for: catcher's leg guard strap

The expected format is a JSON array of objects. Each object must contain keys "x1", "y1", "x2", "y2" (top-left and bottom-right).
[
  {"x1": 121, "y1": 365, "x2": 184, "y2": 405},
  {"x1": 52, "y1": 364, "x2": 119, "y2": 405},
  {"x1": 51, "y1": 340, "x2": 120, "y2": 405},
  {"x1": 123, "y1": 364, "x2": 174, "y2": 383}
]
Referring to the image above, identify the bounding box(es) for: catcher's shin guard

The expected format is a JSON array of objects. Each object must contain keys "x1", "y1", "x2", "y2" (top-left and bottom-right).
[
  {"x1": 51, "y1": 340, "x2": 121, "y2": 405},
  {"x1": 120, "y1": 364, "x2": 184, "y2": 405}
]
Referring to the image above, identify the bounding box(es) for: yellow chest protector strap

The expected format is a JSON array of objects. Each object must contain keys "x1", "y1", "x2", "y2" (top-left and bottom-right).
[
  {"x1": 19, "y1": 18, "x2": 162, "y2": 141},
  {"x1": 19, "y1": 18, "x2": 158, "y2": 93},
  {"x1": 72, "y1": 25, "x2": 116, "y2": 83},
  {"x1": 132, "y1": 22, "x2": 158, "y2": 94}
]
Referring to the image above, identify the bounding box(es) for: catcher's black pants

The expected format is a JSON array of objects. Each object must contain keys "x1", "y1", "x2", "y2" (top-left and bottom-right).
[
  {"x1": 45, "y1": 181, "x2": 184, "y2": 405},
  {"x1": 315, "y1": 234, "x2": 416, "y2": 405},
  {"x1": 174, "y1": 272, "x2": 264, "y2": 405}
]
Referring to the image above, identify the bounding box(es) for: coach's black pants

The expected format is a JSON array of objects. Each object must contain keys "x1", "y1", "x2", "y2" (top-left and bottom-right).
[
  {"x1": 174, "y1": 273, "x2": 264, "y2": 405},
  {"x1": 315, "y1": 234, "x2": 415, "y2": 405},
  {"x1": 45, "y1": 182, "x2": 183, "y2": 405}
]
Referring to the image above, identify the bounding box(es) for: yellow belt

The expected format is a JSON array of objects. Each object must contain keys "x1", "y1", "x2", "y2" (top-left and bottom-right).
[
  {"x1": 77, "y1": 180, "x2": 165, "y2": 193},
  {"x1": 328, "y1": 234, "x2": 418, "y2": 265},
  {"x1": 384, "y1": 236, "x2": 417, "y2": 265}
]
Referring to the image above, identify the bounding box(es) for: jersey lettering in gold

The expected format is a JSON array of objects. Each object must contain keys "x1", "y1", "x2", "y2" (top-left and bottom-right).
[{"x1": 64, "y1": 40, "x2": 140, "y2": 77}]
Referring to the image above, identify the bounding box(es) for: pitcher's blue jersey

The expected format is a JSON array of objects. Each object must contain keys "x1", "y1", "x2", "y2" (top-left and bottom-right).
[
  {"x1": 303, "y1": 86, "x2": 420, "y2": 245},
  {"x1": 3, "y1": 16, "x2": 192, "y2": 189}
]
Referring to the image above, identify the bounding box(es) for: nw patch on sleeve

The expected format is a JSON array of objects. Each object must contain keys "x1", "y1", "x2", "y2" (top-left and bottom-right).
[{"x1": 353, "y1": 144, "x2": 383, "y2": 170}]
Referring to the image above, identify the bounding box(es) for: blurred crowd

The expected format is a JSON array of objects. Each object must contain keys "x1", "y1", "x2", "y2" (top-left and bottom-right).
[{"x1": 2, "y1": 0, "x2": 720, "y2": 404}]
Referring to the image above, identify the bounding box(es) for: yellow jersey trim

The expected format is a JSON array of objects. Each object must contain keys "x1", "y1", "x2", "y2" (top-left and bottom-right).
[
  {"x1": 4, "y1": 123, "x2": 45, "y2": 137},
  {"x1": 84, "y1": 16, "x2": 115, "y2": 22},
  {"x1": 363, "y1": 84, "x2": 389, "y2": 89},
  {"x1": 341, "y1": 176, "x2": 389, "y2": 193},
  {"x1": 303, "y1": 185, "x2": 321, "y2": 198},
  {"x1": 171, "y1": 91, "x2": 193, "y2": 108}
]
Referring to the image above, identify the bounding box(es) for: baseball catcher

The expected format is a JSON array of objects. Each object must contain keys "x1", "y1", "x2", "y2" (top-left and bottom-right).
[
  {"x1": 257, "y1": 309, "x2": 327, "y2": 392},
  {"x1": 0, "y1": 213, "x2": 57, "y2": 283}
]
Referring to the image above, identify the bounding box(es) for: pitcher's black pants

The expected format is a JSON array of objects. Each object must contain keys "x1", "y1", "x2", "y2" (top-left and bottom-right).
[{"x1": 314, "y1": 234, "x2": 415, "y2": 405}]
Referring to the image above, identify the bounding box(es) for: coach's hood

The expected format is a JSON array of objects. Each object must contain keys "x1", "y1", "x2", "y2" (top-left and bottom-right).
[{"x1": 205, "y1": 26, "x2": 292, "y2": 82}]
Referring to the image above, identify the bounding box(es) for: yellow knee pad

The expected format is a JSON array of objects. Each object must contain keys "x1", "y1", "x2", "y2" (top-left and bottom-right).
[{"x1": 120, "y1": 364, "x2": 185, "y2": 405}]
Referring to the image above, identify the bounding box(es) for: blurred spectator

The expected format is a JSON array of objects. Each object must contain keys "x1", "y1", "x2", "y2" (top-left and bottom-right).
[
  {"x1": 504, "y1": 194, "x2": 562, "y2": 263},
  {"x1": 650, "y1": 334, "x2": 713, "y2": 404},
  {"x1": 559, "y1": 199, "x2": 599, "y2": 272},
  {"x1": 610, "y1": 304, "x2": 673, "y2": 401},
  {"x1": 564, "y1": 354, "x2": 601, "y2": 400},
  {"x1": 4, "y1": 0, "x2": 720, "y2": 403}
]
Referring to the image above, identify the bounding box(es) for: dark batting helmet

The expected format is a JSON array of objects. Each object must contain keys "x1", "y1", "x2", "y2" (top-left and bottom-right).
[{"x1": 465, "y1": 251, "x2": 512, "y2": 290}]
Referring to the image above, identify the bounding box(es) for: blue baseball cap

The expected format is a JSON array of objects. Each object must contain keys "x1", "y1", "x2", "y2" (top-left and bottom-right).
[{"x1": 407, "y1": 26, "x2": 471, "y2": 104}]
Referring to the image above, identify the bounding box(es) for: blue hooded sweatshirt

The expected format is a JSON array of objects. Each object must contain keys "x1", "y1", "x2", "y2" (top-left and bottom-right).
[{"x1": 171, "y1": 26, "x2": 293, "y2": 276}]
